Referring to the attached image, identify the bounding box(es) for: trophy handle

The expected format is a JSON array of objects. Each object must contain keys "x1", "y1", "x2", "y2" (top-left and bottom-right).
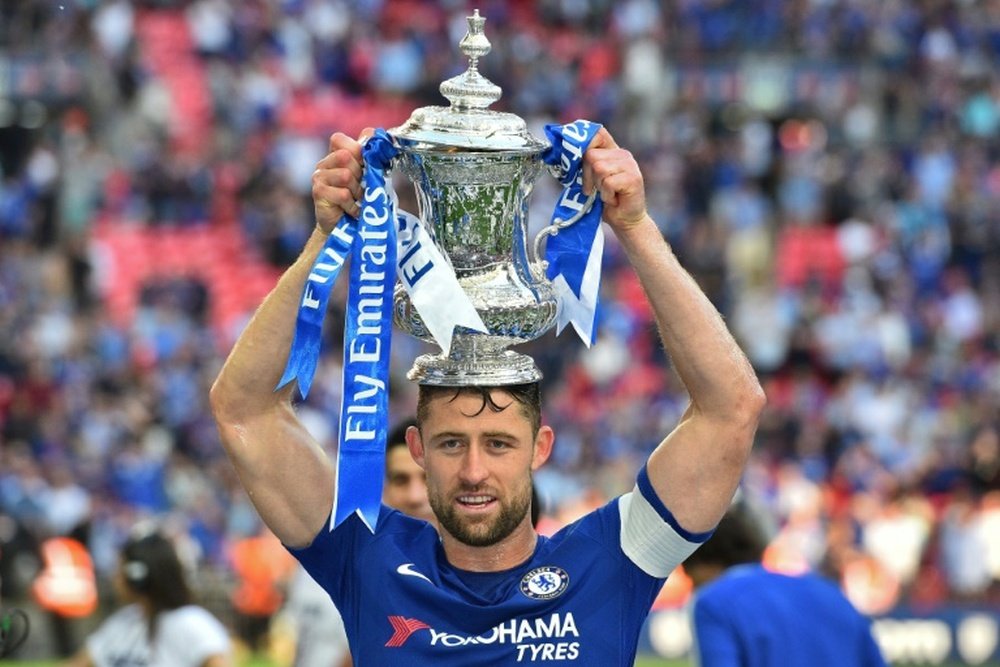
[{"x1": 531, "y1": 190, "x2": 598, "y2": 274}]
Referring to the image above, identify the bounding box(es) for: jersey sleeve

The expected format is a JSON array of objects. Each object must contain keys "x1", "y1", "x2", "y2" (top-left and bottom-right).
[
  {"x1": 285, "y1": 504, "x2": 395, "y2": 613},
  {"x1": 618, "y1": 464, "x2": 713, "y2": 578}
]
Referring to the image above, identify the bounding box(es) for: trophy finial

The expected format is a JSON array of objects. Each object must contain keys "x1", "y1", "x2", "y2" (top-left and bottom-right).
[
  {"x1": 440, "y1": 9, "x2": 501, "y2": 111},
  {"x1": 459, "y1": 9, "x2": 490, "y2": 71}
]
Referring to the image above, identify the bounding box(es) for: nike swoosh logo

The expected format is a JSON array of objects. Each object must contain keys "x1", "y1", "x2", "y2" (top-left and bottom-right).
[{"x1": 396, "y1": 563, "x2": 432, "y2": 584}]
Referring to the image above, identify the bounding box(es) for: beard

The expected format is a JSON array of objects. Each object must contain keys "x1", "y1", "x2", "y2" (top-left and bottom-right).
[{"x1": 430, "y1": 478, "x2": 532, "y2": 547}]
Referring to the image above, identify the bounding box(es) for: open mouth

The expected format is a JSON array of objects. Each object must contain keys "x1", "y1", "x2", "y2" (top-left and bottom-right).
[{"x1": 456, "y1": 494, "x2": 497, "y2": 511}]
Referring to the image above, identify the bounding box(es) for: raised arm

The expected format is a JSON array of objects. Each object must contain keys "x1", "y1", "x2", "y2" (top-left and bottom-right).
[
  {"x1": 583, "y1": 129, "x2": 765, "y2": 534},
  {"x1": 210, "y1": 132, "x2": 366, "y2": 548}
]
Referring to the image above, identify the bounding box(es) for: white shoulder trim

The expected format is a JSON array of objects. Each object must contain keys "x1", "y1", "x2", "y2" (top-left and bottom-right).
[{"x1": 618, "y1": 488, "x2": 702, "y2": 578}]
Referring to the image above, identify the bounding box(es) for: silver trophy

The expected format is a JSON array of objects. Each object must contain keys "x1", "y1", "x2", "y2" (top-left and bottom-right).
[{"x1": 391, "y1": 10, "x2": 592, "y2": 386}]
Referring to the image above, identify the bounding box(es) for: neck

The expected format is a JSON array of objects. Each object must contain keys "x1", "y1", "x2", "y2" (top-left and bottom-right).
[{"x1": 441, "y1": 516, "x2": 537, "y2": 572}]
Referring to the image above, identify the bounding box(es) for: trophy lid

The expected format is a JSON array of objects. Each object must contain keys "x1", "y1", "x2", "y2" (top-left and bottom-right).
[{"x1": 391, "y1": 10, "x2": 547, "y2": 153}]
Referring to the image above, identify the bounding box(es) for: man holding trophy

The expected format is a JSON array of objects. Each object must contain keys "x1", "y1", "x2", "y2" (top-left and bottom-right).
[{"x1": 211, "y1": 12, "x2": 764, "y2": 666}]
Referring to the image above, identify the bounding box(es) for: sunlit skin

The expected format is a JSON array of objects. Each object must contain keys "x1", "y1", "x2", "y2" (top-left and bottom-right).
[
  {"x1": 384, "y1": 445, "x2": 433, "y2": 523},
  {"x1": 406, "y1": 390, "x2": 553, "y2": 572}
]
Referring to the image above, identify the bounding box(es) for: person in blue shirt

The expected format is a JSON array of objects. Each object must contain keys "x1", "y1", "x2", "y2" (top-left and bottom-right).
[
  {"x1": 210, "y1": 127, "x2": 766, "y2": 665},
  {"x1": 683, "y1": 504, "x2": 888, "y2": 667}
]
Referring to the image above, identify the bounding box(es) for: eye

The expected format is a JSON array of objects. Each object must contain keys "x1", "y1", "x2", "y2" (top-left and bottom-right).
[
  {"x1": 487, "y1": 439, "x2": 511, "y2": 451},
  {"x1": 439, "y1": 439, "x2": 463, "y2": 450}
]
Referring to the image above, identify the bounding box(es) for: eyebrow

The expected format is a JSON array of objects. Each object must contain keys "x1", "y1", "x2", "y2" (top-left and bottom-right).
[
  {"x1": 429, "y1": 431, "x2": 466, "y2": 441},
  {"x1": 481, "y1": 431, "x2": 519, "y2": 440},
  {"x1": 429, "y1": 431, "x2": 520, "y2": 441}
]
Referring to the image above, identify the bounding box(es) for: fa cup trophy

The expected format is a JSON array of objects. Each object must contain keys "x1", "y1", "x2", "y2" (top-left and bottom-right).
[{"x1": 391, "y1": 10, "x2": 597, "y2": 386}]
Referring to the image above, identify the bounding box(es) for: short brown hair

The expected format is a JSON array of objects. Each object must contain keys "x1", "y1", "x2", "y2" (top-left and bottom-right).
[
  {"x1": 387, "y1": 417, "x2": 416, "y2": 453},
  {"x1": 416, "y1": 383, "x2": 541, "y2": 436}
]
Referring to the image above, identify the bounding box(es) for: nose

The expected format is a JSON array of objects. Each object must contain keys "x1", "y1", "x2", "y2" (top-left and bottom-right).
[{"x1": 457, "y1": 444, "x2": 489, "y2": 487}]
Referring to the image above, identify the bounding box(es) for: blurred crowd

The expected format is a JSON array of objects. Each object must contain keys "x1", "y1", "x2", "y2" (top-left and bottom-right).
[{"x1": 2, "y1": 0, "x2": 1000, "y2": 654}]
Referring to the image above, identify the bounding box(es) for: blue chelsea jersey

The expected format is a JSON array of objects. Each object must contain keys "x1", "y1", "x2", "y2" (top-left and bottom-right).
[{"x1": 290, "y1": 467, "x2": 708, "y2": 666}]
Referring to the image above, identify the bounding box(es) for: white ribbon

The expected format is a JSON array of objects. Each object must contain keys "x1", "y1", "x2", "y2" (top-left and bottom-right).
[
  {"x1": 551, "y1": 224, "x2": 605, "y2": 345},
  {"x1": 390, "y1": 193, "x2": 487, "y2": 354}
]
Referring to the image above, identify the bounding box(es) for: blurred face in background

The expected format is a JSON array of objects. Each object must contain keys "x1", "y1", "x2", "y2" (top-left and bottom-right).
[{"x1": 384, "y1": 443, "x2": 433, "y2": 522}]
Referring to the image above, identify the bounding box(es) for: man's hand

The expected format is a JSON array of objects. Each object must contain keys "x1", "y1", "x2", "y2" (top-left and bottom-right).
[
  {"x1": 582, "y1": 128, "x2": 650, "y2": 234},
  {"x1": 312, "y1": 129, "x2": 373, "y2": 234}
]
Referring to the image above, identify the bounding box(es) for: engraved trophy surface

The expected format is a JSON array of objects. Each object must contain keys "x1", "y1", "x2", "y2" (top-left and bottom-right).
[{"x1": 391, "y1": 10, "x2": 572, "y2": 386}]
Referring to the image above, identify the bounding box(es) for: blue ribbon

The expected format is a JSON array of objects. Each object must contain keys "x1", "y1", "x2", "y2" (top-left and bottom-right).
[
  {"x1": 276, "y1": 221, "x2": 355, "y2": 398},
  {"x1": 542, "y1": 120, "x2": 605, "y2": 346},
  {"x1": 278, "y1": 129, "x2": 399, "y2": 532},
  {"x1": 333, "y1": 132, "x2": 397, "y2": 531}
]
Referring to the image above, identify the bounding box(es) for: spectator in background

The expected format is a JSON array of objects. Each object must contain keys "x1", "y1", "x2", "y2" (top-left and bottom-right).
[
  {"x1": 228, "y1": 525, "x2": 295, "y2": 655},
  {"x1": 379, "y1": 418, "x2": 433, "y2": 524},
  {"x1": 62, "y1": 529, "x2": 232, "y2": 667},
  {"x1": 939, "y1": 487, "x2": 992, "y2": 601},
  {"x1": 684, "y1": 504, "x2": 886, "y2": 667}
]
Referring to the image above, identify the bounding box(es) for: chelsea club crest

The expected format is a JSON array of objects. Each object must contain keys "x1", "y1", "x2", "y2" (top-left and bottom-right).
[{"x1": 519, "y1": 566, "x2": 569, "y2": 600}]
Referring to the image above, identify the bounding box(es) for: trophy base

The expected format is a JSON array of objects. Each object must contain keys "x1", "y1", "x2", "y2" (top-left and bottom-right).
[{"x1": 407, "y1": 349, "x2": 541, "y2": 386}]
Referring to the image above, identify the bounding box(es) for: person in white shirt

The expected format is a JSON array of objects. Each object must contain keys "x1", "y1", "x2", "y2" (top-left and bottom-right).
[{"x1": 62, "y1": 530, "x2": 232, "y2": 667}]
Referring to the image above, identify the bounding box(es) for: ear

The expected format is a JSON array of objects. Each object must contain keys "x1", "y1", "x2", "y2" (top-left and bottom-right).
[
  {"x1": 531, "y1": 425, "x2": 554, "y2": 471},
  {"x1": 406, "y1": 425, "x2": 426, "y2": 468}
]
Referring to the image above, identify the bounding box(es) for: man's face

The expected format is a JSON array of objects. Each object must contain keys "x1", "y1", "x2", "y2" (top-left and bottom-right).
[
  {"x1": 408, "y1": 390, "x2": 552, "y2": 547},
  {"x1": 384, "y1": 445, "x2": 433, "y2": 522}
]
